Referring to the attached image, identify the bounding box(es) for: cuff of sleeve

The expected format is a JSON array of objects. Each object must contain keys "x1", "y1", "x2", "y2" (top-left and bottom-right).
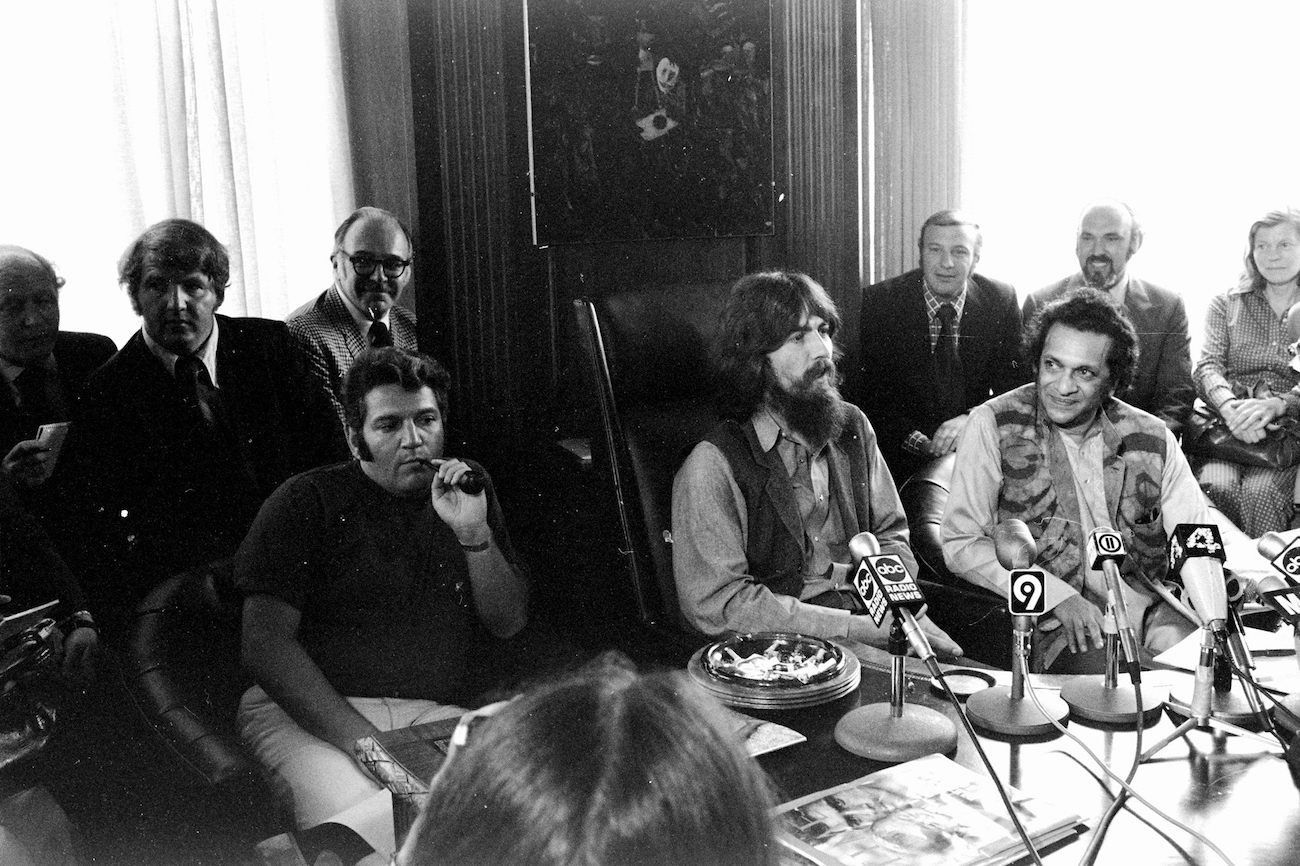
[
  {"x1": 1209, "y1": 387, "x2": 1236, "y2": 412},
  {"x1": 903, "y1": 431, "x2": 930, "y2": 456}
]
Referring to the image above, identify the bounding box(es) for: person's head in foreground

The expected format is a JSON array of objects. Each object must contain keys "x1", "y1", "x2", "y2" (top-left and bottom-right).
[{"x1": 396, "y1": 653, "x2": 780, "y2": 866}]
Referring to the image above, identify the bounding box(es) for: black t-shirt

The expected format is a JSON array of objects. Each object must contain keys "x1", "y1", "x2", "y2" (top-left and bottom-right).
[{"x1": 235, "y1": 461, "x2": 516, "y2": 702}]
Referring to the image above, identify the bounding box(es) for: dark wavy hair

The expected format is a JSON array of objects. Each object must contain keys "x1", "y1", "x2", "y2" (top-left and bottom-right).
[
  {"x1": 118, "y1": 218, "x2": 230, "y2": 312},
  {"x1": 342, "y1": 347, "x2": 450, "y2": 437},
  {"x1": 1024, "y1": 288, "x2": 1138, "y2": 395},
  {"x1": 1240, "y1": 208, "x2": 1300, "y2": 292},
  {"x1": 399, "y1": 653, "x2": 780, "y2": 866},
  {"x1": 714, "y1": 271, "x2": 842, "y2": 421}
]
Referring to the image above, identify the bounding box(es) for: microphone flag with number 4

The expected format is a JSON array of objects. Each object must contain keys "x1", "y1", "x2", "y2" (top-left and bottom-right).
[
  {"x1": 1166, "y1": 523, "x2": 1226, "y2": 576},
  {"x1": 1009, "y1": 569, "x2": 1046, "y2": 616}
]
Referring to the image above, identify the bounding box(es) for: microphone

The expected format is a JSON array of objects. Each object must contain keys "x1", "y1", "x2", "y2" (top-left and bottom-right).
[
  {"x1": 1251, "y1": 533, "x2": 1300, "y2": 625},
  {"x1": 847, "y1": 532, "x2": 939, "y2": 675},
  {"x1": 1088, "y1": 528, "x2": 1141, "y2": 682},
  {"x1": 1168, "y1": 523, "x2": 1229, "y2": 637},
  {"x1": 993, "y1": 519, "x2": 1036, "y2": 571}
]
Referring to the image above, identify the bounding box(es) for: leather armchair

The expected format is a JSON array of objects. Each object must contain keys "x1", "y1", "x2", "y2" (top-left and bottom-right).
[
  {"x1": 573, "y1": 283, "x2": 731, "y2": 647},
  {"x1": 897, "y1": 454, "x2": 1013, "y2": 668},
  {"x1": 121, "y1": 559, "x2": 264, "y2": 788}
]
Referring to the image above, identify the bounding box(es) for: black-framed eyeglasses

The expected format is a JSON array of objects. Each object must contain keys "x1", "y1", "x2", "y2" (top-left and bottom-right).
[{"x1": 337, "y1": 251, "x2": 412, "y2": 279}]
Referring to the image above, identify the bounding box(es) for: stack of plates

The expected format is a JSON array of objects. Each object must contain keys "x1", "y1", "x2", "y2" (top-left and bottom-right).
[{"x1": 687, "y1": 632, "x2": 861, "y2": 711}]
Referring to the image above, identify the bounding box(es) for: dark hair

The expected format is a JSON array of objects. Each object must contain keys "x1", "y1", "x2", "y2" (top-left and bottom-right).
[
  {"x1": 399, "y1": 653, "x2": 779, "y2": 866},
  {"x1": 1240, "y1": 208, "x2": 1300, "y2": 291},
  {"x1": 714, "y1": 271, "x2": 841, "y2": 421},
  {"x1": 118, "y1": 219, "x2": 230, "y2": 310},
  {"x1": 333, "y1": 206, "x2": 414, "y2": 253},
  {"x1": 342, "y1": 347, "x2": 450, "y2": 437},
  {"x1": 917, "y1": 209, "x2": 983, "y2": 255},
  {"x1": 1024, "y1": 288, "x2": 1138, "y2": 394}
]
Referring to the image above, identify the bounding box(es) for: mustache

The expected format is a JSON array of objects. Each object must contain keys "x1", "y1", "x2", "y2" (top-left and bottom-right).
[{"x1": 801, "y1": 359, "x2": 836, "y2": 386}]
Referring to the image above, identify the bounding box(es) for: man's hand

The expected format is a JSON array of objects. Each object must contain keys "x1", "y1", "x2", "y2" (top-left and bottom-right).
[
  {"x1": 61, "y1": 626, "x2": 100, "y2": 684},
  {"x1": 848, "y1": 610, "x2": 963, "y2": 659},
  {"x1": 430, "y1": 458, "x2": 489, "y2": 543},
  {"x1": 2, "y1": 439, "x2": 52, "y2": 489},
  {"x1": 927, "y1": 414, "x2": 969, "y2": 456},
  {"x1": 1048, "y1": 593, "x2": 1105, "y2": 654}
]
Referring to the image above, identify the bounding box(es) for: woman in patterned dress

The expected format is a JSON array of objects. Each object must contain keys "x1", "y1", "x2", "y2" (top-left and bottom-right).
[{"x1": 1194, "y1": 208, "x2": 1300, "y2": 536}]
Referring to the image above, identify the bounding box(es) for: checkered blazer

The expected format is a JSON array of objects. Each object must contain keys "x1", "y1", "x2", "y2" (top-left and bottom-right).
[{"x1": 287, "y1": 287, "x2": 419, "y2": 426}]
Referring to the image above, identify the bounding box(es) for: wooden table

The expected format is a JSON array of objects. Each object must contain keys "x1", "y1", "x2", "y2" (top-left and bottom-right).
[
  {"x1": 758, "y1": 645, "x2": 1300, "y2": 865},
  {"x1": 371, "y1": 644, "x2": 1300, "y2": 865}
]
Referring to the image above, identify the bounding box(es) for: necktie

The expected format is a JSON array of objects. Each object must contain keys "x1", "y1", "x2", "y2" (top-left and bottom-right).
[
  {"x1": 174, "y1": 354, "x2": 218, "y2": 429},
  {"x1": 368, "y1": 320, "x2": 393, "y2": 348},
  {"x1": 933, "y1": 303, "x2": 965, "y2": 421}
]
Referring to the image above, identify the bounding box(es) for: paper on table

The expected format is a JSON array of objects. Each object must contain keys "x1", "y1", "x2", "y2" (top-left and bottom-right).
[{"x1": 1154, "y1": 626, "x2": 1300, "y2": 693}]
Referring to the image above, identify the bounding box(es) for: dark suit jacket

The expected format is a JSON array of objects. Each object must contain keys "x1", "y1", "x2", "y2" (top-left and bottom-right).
[
  {"x1": 1023, "y1": 275, "x2": 1193, "y2": 436},
  {"x1": 54, "y1": 315, "x2": 348, "y2": 625},
  {"x1": 858, "y1": 269, "x2": 1025, "y2": 481},
  {"x1": 0, "y1": 330, "x2": 116, "y2": 454}
]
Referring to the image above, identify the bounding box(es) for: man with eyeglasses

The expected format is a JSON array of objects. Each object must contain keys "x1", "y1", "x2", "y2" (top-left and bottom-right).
[
  {"x1": 288, "y1": 206, "x2": 419, "y2": 427},
  {"x1": 54, "y1": 219, "x2": 346, "y2": 630}
]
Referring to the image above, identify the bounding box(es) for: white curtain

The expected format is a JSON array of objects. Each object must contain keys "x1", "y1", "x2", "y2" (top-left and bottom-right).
[
  {"x1": 962, "y1": 0, "x2": 1300, "y2": 352},
  {"x1": 863, "y1": 0, "x2": 967, "y2": 285},
  {"x1": 0, "y1": 1, "x2": 354, "y2": 346}
]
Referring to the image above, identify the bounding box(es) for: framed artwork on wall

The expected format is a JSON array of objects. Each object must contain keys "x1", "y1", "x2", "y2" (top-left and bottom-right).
[{"x1": 524, "y1": 0, "x2": 774, "y2": 246}]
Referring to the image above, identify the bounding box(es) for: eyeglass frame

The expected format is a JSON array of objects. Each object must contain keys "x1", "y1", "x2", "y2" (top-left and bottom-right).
[{"x1": 333, "y1": 249, "x2": 414, "y2": 279}]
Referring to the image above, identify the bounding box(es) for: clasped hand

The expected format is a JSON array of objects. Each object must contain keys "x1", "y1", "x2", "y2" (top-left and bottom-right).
[{"x1": 1220, "y1": 397, "x2": 1283, "y2": 443}]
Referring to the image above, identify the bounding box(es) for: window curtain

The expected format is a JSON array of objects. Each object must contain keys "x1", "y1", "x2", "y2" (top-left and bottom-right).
[
  {"x1": 0, "y1": 1, "x2": 354, "y2": 346},
  {"x1": 862, "y1": 0, "x2": 966, "y2": 285}
]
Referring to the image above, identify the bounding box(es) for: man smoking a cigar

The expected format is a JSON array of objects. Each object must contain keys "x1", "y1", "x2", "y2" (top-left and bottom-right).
[{"x1": 236, "y1": 346, "x2": 528, "y2": 830}]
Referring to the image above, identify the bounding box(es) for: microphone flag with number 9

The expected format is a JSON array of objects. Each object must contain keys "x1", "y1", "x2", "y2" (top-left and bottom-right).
[{"x1": 1009, "y1": 569, "x2": 1046, "y2": 615}]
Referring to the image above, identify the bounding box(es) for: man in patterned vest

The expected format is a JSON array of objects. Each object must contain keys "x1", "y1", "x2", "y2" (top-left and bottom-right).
[
  {"x1": 942, "y1": 288, "x2": 1205, "y2": 673},
  {"x1": 672, "y1": 270, "x2": 961, "y2": 656}
]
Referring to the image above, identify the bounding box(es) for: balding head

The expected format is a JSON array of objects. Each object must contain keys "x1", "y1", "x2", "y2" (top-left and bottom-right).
[
  {"x1": 331, "y1": 206, "x2": 414, "y2": 319},
  {"x1": 1075, "y1": 200, "x2": 1143, "y2": 290},
  {"x1": 0, "y1": 246, "x2": 62, "y2": 365}
]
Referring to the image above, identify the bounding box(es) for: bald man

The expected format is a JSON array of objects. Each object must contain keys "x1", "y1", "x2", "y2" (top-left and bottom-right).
[
  {"x1": 1022, "y1": 200, "x2": 1193, "y2": 436},
  {"x1": 288, "y1": 206, "x2": 419, "y2": 428},
  {"x1": 0, "y1": 246, "x2": 115, "y2": 492}
]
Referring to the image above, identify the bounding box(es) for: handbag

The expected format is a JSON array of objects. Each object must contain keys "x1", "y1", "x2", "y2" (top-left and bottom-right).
[{"x1": 1184, "y1": 384, "x2": 1300, "y2": 471}]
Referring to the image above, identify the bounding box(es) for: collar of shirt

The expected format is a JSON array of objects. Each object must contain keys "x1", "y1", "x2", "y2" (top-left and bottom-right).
[
  {"x1": 143, "y1": 317, "x2": 220, "y2": 386},
  {"x1": 1067, "y1": 271, "x2": 1130, "y2": 308},
  {"x1": 753, "y1": 407, "x2": 828, "y2": 458},
  {"x1": 923, "y1": 281, "x2": 967, "y2": 348},
  {"x1": 333, "y1": 284, "x2": 392, "y2": 340}
]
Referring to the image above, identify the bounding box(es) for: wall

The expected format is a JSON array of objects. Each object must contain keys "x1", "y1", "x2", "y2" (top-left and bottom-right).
[{"x1": 406, "y1": 0, "x2": 860, "y2": 446}]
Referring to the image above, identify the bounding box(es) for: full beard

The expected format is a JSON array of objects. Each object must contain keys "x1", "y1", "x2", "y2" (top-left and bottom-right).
[
  {"x1": 767, "y1": 361, "x2": 849, "y2": 447},
  {"x1": 1082, "y1": 255, "x2": 1119, "y2": 289}
]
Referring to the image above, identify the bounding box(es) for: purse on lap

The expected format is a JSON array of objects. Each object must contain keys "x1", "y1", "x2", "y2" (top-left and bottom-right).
[{"x1": 1184, "y1": 382, "x2": 1300, "y2": 471}]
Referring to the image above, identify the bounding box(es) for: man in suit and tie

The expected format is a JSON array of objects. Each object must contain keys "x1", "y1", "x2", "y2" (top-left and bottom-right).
[
  {"x1": 1022, "y1": 200, "x2": 1193, "y2": 436},
  {"x1": 288, "y1": 206, "x2": 419, "y2": 428},
  {"x1": 56, "y1": 219, "x2": 346, "y2": 630},
  {"x1": 858, "y1": 210, "x2": 1025, "y2": 483},
  {"x1": 0, "y1": 246, "x2": 115, "y2": 495}
]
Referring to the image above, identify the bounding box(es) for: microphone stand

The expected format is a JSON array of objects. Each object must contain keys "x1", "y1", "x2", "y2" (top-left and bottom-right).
[
  {"x1": 1166, "y1": 615, "x2": 1277, "y2": 730},
  {"x1": 834, "y1": 616, "x2": 958, "y2": 762},
  {"x1": 1061, "y1": 605, "x2": 1164, "y2": 725},
  {"x1": 1142, "y1": 623, "x2": 1280, "y2": 762},
  {"x1": 965, "y1": 613, "x2": 1069, "y2": 737}
]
